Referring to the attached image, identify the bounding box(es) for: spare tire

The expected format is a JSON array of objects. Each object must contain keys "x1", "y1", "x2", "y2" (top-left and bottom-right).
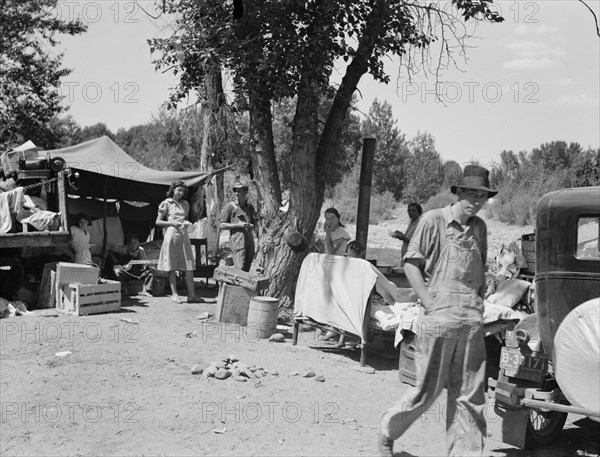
[
  {"x1": 50, "y1": 156, "x2": 66, "y2": 172},
  {"x1": 553, "y1": 298, "x2": 600, "y2": 412}
]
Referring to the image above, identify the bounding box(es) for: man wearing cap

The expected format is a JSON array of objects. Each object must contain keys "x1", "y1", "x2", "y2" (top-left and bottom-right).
[
  {"x1": 379, "y1": 165, "x2": 497, "y2": 457},
  {"x1": 220, "y1": 181, "x2": 257, "y2": 272}
]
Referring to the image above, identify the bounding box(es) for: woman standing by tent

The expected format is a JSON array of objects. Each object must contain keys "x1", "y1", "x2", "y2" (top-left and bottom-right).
[{"x1": 156, "y1": 181, "x2": 202, "y2": 304}]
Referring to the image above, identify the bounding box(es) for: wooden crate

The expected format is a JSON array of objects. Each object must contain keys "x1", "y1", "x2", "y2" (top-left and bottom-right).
[
  {"x1": 519, "y1": 240, "x2": 536, "y2": 273},
  {"x1": 58, "y1": 280, "x2": 121, "y2": 316},
  {"x1": 55, "y1": 262, "x2": 99, "y2": 286},
  {"x1": 398, "y1": 331, "x2": 417, "y2": 387},
  {"x1": 215, "y1": 283, "x2": 256, "y2": 325},
  {"x1": 37, "y1": 262, "x2": 58, "y2": 309},
  {"x1": 213, "y1": 266, "x2": 269, "y2": 292}
]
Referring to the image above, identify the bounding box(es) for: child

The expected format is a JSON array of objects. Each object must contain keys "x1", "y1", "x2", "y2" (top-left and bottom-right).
[{"x1": 345, "y1": 240, "x2": 365, "y2": 258}]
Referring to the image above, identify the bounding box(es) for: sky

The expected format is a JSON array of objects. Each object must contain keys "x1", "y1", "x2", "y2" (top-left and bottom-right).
[{"x1": 54, "y1": 0, "x2": 600, "y2": 167}]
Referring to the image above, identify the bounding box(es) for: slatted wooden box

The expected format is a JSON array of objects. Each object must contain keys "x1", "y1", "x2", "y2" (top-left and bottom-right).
[
  {"x1": 398, "y1": 331, "x2": 417, "y2": 387},
  {"x1": 55, "y1": 262, "x2": 99, "y2": 287},
  {"x1": 38, "y1": 262, "x2": 58, "y2": 309},
  {"x1": 58, "y1": 280, "x2": 121, "y2": 316}
]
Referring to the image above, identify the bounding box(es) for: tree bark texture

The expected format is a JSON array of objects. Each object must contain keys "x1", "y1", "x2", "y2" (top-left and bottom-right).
[
  {"x1": 250, "y1": 3, "x2": 391, "y2": 310},
  {"x1": 200, "y1": 63, "x2": 226, "y2": 258}
]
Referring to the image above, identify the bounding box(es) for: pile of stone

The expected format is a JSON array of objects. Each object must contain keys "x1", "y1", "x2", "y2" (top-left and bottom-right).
[{"x1": 191, "y1": 355, "x2": 278, "y2": 382}]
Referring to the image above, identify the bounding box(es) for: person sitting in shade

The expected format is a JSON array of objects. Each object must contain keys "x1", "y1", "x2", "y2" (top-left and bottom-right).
[{"x1": 324, "y1": 207, "x2": 351, "y2": 256}]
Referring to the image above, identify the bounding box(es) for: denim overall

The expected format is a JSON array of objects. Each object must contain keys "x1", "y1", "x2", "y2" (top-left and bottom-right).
[{"x1": 381, "y1": 221, "x2": 488, "y2": 456}]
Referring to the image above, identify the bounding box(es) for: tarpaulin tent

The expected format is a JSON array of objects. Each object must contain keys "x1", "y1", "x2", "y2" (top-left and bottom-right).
[{"x1": 36, "y1": 136, "x2": 218, "y2": 203}]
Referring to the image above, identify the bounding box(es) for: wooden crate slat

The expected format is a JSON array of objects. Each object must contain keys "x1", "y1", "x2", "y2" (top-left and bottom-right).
[
  {"x1": 72, "y1": 283, "x2": 120, "y2": 294},
  {"x1": 58, "y1": 280, "x2": 121, "y2": 316},
  {"x1": 77, "y1": 291, "x2": 121, "y2": 306},
  {"x1": 77, "y1": 302, "x2": 121, "y2": 315}
]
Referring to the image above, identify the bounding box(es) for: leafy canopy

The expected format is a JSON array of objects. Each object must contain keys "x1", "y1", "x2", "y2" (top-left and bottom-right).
[
  {"x1": 149, "y1": 0, "x2": 503, "y2": 110},
  {"x1": 0, "y1": 0, "x2": 86, "y2": 150}
]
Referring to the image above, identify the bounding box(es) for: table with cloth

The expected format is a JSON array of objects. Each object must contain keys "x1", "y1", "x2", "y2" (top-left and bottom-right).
[
  {"x1": 293, "y1": 253, "x2": 403, "y2": 345},
  {"x1": 293, "y1": 253, "x2": 529, "y2": 365}
]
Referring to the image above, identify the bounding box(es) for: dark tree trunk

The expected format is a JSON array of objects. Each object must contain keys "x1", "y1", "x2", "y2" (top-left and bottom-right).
[
  {"x1": 249, "y1": 2, "x2": 390, "y2": 313},
  {"x1": 200, "y1": 63, "x2": 226, "y2": 257}
]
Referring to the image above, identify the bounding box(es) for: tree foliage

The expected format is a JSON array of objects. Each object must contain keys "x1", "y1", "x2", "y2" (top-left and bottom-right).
[
  {"x1": 488, "y1": 141, "x2": 600, "y2": 225},
  {"x1": 0, "y1": 0, "x2": 86, "y2": 150},
  {"x1": 403, "y1": 132, "x2": 445, "y2": 203},
  {"x1": 149, "y1": 0, "x2": 504, "y2": 303}
]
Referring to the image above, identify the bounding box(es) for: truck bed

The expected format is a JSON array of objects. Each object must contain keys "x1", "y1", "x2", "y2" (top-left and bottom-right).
[{"x1": 0, "y1": 230, "x2": 71, "y2": 249}]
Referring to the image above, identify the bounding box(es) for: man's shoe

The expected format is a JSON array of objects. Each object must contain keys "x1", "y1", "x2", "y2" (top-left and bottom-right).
[{"x1": 377, "y1": 432, "x2": 394, "y2": 457}]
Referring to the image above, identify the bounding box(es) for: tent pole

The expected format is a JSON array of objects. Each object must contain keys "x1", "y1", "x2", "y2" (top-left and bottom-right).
[{"x1": 100, "y1": 176, "x2": 108, "y2": 275}]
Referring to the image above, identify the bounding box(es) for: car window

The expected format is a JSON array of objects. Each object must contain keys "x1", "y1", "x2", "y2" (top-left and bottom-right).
[{"x1": 576, "y1": 217, "x2": 600, "y2": 259}]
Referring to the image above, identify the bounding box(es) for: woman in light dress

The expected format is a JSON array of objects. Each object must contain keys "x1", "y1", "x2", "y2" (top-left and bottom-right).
[
  {"x1": 71, "y1": 213, "x2": 92, "y2": 265},
  {"x1": 155, "y1": 181, "x2": 201, "y2": 304}
]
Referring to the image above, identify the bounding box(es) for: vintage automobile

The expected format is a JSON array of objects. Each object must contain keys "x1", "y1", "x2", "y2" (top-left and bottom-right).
[{"x1": 488, "y1": 186, "x2": 600, "y2": 449}]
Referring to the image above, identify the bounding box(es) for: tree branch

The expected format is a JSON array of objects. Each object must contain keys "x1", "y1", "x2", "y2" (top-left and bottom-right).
[{"x1": 578, "y1": 0, "x2": 600, "y2": 37}]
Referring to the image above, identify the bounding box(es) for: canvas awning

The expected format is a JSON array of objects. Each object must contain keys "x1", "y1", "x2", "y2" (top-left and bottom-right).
[{"x1": 37, "y1": 136, "x2": 220, "y2": 203}]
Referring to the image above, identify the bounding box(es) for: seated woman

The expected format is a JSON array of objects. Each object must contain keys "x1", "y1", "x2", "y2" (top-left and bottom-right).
[
  {"x1": 102, "y1": 233, "x2": 146, "y2": 288},
  {"x1": 112, "y1": 233, "x2": 146, "y2": 264}
]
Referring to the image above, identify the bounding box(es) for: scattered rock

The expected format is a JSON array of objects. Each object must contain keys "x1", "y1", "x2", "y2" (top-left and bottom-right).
[
  {"x1": 229, "y1": 355, "x2": 239, "y2": 363},
  {"x1": 315, "y1": 375, "x2": 325, "y2": 382},
  {"x1": 302, "y1": 371, "x2": 316, "y2": 378},
  {"x1": 270, "y1": 370, "x2": 279, "y2": 376},
  {"x1": 211, "y1": 360, "x2": 227, "y2": 369},
  {"x1": 234, "y1": 376, "x2": 248, "y2": 382},
  {"x1": 206, "y1": 365, "x2": 218, "y2": 376},
  {"x1": 196, "y1": 312, "x2": 212, "y2": 320},
  {"x1": 191, "y1": 364, "x2": 203, "y2": 375},
  {"x1": 269, "y1": 333, "x2": 285, "y2": 342},
  {"x1": 352, "y1": 366, "x2": 376, "y2": 374},
  {"x1": 289, "y1": 371, "x2": 299, "y2": 377},
  {"x1": 232, "y1": 368, "x2": 241, "y2": 378},
  {"x1": 215, "y1": 368, "x2": 231, "y2": 380}
]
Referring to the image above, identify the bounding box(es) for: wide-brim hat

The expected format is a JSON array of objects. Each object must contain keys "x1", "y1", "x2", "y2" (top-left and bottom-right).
[
  {"x1": 232, "y1": 181, "x2": 249, "y2": 191},
  {"x1": 451, "y1": 165, "x2": 498, "y2": 197}
]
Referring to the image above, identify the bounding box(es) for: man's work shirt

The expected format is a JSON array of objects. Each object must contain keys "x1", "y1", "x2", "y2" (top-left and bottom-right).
[
  {"x1": 220, "y1": 201, "x2": 257, "y2": 237},
  {"x1": 404, "y1": 205, "x2": 487, "y2": 325}
]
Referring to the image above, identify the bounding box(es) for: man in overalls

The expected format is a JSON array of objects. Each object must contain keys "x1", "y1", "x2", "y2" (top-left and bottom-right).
[
  {"x1": 220, "y1": 181, "x2": 257, "y2": 272},
  {"x1": 379, "y1": 165, "x2": 498, "y2": 457}
]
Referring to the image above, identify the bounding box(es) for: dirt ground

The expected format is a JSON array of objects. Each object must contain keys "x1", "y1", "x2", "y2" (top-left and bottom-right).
[
  {"x1": 1, "y1": 205, "x2": 599, "y2": 456},
  {"x1": 1, "y1": 289, "x2": 599, "y2": 457}
]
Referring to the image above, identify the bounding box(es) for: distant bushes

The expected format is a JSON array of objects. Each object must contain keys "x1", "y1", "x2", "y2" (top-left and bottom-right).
[
  {"x1": 423, "y1": 190, "x2": 456, "y2": 211},
  {"x1": 324, "y1": 172, "x2": 398, "y2": 224}
]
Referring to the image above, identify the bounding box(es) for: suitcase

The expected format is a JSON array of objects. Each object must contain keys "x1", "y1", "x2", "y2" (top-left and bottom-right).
[{"x1": 213, "y1": 266, "x2": 269, "y2": 292}]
